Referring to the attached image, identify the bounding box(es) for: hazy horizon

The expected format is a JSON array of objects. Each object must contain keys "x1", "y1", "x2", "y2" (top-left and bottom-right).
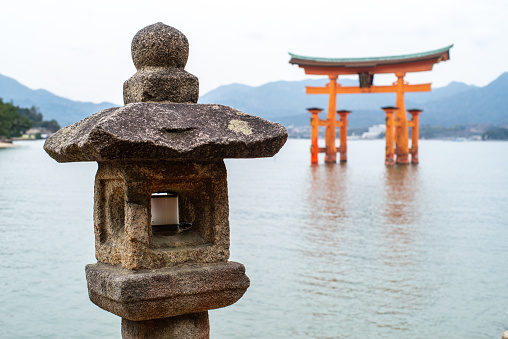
[{"x1": 1, "y1": 0, "x2": 507, "y2": 105}]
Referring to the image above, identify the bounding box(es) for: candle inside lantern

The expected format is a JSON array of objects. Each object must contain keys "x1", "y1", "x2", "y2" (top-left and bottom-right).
[{"x1": 151, "y1": 192, "x2": 179, "y2": 226}]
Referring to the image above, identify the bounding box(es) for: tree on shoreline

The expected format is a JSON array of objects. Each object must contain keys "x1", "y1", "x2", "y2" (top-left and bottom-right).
[
  {"x1": 0, "y1": 99, "x2": 60, "y2": 139},
  {"x1": 482, "y1": 127, "x2": 508, "y2": 140},
  {"x1": 0, "y1": 99, "x2": 31, "y2": 138},
  {"x1": 17, "y1": 105, "x2": 60, "y2": 132}
]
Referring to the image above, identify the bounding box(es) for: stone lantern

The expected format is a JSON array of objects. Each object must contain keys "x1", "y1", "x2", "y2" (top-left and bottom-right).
[{"x1": 44, "y1": 22, "x2": 287, "y2": 338}]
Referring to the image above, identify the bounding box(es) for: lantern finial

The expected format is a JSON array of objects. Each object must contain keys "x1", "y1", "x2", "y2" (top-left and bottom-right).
[{"x1": 123, "y1": 22, "x2": 199, "y2": 105}]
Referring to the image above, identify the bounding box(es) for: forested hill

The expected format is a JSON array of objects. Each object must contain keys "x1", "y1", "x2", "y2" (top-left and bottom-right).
[
  {"x1": 0, "y1": 73, "x2": 117, "y2": 127},
  {"x1": 0, "y1": 99, "x2": 60, "y2": 139},
  {"x1": 199, "y1": 74, "x2": 508, "y2": 128}
]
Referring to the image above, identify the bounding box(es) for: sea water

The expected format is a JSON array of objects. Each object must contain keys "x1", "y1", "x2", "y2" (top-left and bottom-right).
[{"x1": 1, "y1": 139, "x2": 508, "y2": 338}]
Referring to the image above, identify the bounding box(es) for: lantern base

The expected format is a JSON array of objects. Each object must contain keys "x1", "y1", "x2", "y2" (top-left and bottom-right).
[{"x1": 86, "y1": 261, "x2": 250, "y2": 321}]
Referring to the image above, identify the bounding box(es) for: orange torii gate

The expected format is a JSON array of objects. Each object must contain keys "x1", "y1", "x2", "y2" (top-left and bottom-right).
[{"x1": 289, "y1": 45, "x2": 452, "y2": 165}]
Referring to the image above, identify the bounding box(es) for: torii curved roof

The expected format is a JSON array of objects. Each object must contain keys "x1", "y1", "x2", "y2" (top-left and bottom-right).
[{"x1": 289, "y1": 45, "x2": 453, "y2": 75}]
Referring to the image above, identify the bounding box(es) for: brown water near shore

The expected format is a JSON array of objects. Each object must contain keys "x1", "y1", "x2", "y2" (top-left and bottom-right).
[{"x1": 0, "y1": 141, "x2": 16, "y2": 148}]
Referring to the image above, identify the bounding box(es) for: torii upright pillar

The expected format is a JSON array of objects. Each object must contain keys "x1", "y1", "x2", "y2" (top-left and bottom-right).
[
  {"x1": 408, "y1": 109, "x2": 423, "y2": 164},
  {"x1": 382, "y1": 106, "x2": 397, "y2": 166},
  {"x1": 307, "y1": 107, "x2": 323, "y2": 164},
  {"x1": 337, "y1": 110, "x2": 351, "y2": 162},
  {"x1": 394, "y1": 73, "x2": 410, "y2": 164},
  {"x1": 325, "y1": 76, "x2": 338, "y2": 163}
]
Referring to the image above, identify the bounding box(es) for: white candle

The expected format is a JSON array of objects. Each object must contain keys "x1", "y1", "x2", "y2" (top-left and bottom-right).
[{"x1": 151, "y1": 192, "x2": 179, "y2": 226}]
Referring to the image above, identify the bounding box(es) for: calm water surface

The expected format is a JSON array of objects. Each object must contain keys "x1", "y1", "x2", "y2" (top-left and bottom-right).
[{"x1": 1, "y1": 139, "x2": 507, "y2": 338}]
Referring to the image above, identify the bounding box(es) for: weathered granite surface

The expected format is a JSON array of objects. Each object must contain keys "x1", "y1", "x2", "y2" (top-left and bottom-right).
[
  {"x1": 131, "y1": 22, "x2": 189, "y2": 70},
  {"x1": 122, "y1": 313, "x2": 209, "y2": 339},
  {"x1": 44, "y1": 102, "x2": 287, "y2": 163},
  {"x1": 93, "y1": 160, "x2": 230, "y2": 270},
  {"x1": 124, "y1": 22, "x2": 199, "y2": 104},
  {"x1": 86, "y1": 262, "x2": 250, "y2": 321}
]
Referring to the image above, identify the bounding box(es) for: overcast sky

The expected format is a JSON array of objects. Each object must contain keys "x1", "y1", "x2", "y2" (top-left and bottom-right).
[{"x1": 1, "y1": 0, "x2": 506, "y2": 105}]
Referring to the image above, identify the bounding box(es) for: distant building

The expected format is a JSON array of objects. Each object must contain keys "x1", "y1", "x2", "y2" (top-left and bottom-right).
[
  {"x1": 362, "y1": 124, "x2": 386, "y2": 139},
  {"x1": 22, "y1": 128, "x2": 52, "y2": 139}
]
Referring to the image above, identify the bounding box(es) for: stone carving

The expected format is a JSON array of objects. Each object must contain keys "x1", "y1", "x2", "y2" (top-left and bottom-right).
[
  {"x1": 44, "y1": 22, "x2": 287, "y2": 339},
  {"x1": 124, "y1": 22, "x2": 199, "y2": 104}
]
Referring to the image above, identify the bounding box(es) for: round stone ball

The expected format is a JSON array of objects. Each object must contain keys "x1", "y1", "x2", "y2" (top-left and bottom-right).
[{"x1": 131, "y1": 22, "x2": 189, "y2": 69}]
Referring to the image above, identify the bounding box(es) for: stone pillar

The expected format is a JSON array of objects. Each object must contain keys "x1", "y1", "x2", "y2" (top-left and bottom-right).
[
  {"x1": 44, "y1": 22, "x2": 287, "y2": 339},
  {"x1": 122, "y1": 312, "x2": 209, "y2": 339}
]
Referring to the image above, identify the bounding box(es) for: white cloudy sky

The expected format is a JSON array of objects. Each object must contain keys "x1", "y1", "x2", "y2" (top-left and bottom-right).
[{"x1": 1, "y1": 0, "x2": 506, "y2": 105}]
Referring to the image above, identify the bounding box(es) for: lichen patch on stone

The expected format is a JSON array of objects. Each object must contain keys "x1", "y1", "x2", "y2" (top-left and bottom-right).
[
  {"x1": 60, "y1": 125, "x2": 72, "y2": 134},
  {"x1": 228, "y1": 119, "x2": 252, "y2": 135}
]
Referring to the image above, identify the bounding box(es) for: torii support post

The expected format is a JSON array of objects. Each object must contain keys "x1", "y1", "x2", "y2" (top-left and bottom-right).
[
  {"x1": 304, "y1": 79, "x2": 431, "y2": 165},
  {"x1": 382, "y1": 106, "x2": 397, "y2": 166},
  {"x1": 307, "y1": 107, "x2": 323, "y2": 164},
  {"x1": 337, "y1": 110, "x2": 351, "y2": 162},
  {"x1": 408, "y1": 109, "x2": 423, "y2": 164},
  {"x1": 325, "y1": 76, "x2": 338, "y2": 163},
  {"x1": 394, "y1": 73, "x2": 410, "y2": 164}
]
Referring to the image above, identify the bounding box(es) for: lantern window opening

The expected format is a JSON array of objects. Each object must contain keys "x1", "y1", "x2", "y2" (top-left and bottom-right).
[{"x1": 151, "y1": 191, "x2": 193, "y2": 236}]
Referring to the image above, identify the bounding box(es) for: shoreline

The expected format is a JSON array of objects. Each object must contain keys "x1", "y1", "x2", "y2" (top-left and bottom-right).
[{"x1": 0, "y1": 142, "x2": 17, "y2": 148}]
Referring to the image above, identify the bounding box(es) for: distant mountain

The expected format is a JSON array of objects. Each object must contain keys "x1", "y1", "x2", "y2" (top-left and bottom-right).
[
  {"x1": 1, "y1": 71, "x2": 506, "y2": 130},
  {"x1": 405, "y1": 81, "x2": 478, "y2": 104},
  {"x1": 420, "y1": 73, "x2": 508, "y2": 126},
  {"x1": 200, "y1": 74, "x2": 506, "y2": 128},
  {"x1": 0, "y1": 74, "x2": 118, "y2": 127}
]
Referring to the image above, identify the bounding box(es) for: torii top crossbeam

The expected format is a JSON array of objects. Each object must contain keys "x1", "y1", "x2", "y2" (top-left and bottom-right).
[
  {"x1": 289, "y1": 45, "x2": 452, "y2": 76},
  {"x1": 288, "y1": 45, "x2": 452, "y2": 164}
]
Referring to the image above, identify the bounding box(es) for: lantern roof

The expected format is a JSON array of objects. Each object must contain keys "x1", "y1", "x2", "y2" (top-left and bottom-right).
[
  {"x1": 44, "y1": 22, "x2": 287, "y2": 163},
  {"x1": 44, "y1": 102, "x2": 287, "y2": 162}
]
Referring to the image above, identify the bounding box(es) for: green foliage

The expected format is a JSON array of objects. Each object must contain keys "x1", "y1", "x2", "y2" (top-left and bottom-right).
[
  {"x1": 17, "y1": 106, "x2": 43, "y2": 123},
  {"x1": 0, "y1": 98, "x2": 32, "y2": 138},
  {"x1": 482, "y1": 127, "x2": 508, "y2": 140},
  {"x1": 18, "y1": 105, "x2": 60, "y2": 132},
  {"x1": 39, "y1": 119, "x2": 60, "y2": 132},
  {"x1": 0, "y1": 99, "x2": 61, "y2": 138}
]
